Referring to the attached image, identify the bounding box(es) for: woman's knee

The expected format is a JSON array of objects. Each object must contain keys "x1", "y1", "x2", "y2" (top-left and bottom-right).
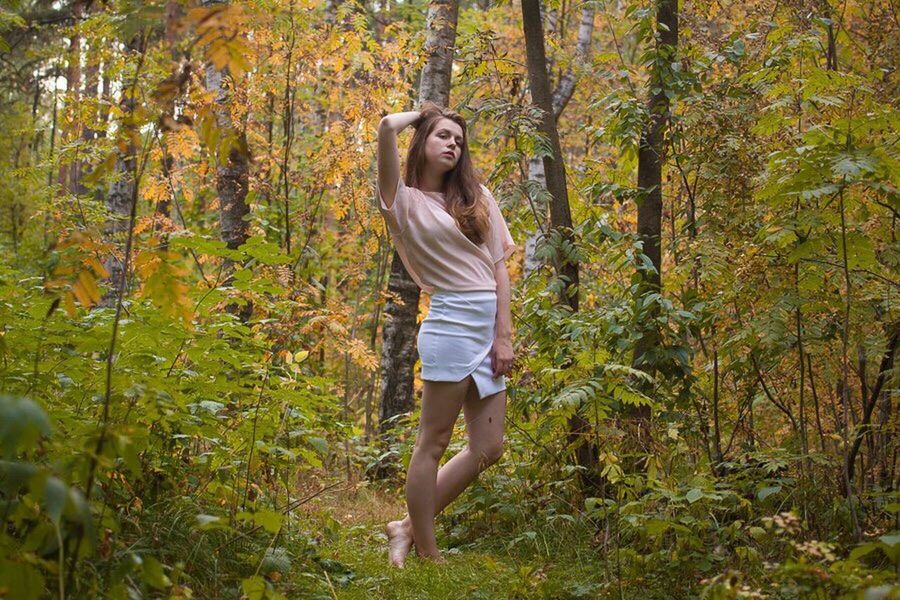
[
  {"x1": 414, "y1": 430, "x2": 453, "y2": 461},
  {"x1": 470, "y1": 438, "x2": 504, "y2": 469}
]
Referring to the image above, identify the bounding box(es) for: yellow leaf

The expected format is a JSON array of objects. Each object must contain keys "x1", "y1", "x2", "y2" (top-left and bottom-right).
[
  {"x1": 63, "y1": 293, "x2": 77, "y2": 318},
  {"x1": 78, "y1": 270, "x2": 101, "y2": 304},
  {"x1": 71, "y1": 278, "x2": 92, "y2": 309},
  {"x1": 86, "y1": 256, "x2": 110, "y2": 279}
]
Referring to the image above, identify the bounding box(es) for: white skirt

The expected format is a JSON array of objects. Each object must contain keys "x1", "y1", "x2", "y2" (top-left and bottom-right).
[{"x1": 417, "y1": 289, "x2": 507, "y2": 400}]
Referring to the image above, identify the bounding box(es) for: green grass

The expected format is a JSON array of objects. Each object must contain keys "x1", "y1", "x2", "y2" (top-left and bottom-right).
[{"x1": 295, "y1": 482, "x2": 633, "y2": 600}]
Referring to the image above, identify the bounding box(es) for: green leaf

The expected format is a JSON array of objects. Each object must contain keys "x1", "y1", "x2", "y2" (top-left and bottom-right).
[
  {"x1": 0, "y1": 560, "x2": 42, "y2": 600},
  {"x1": 168, "y1": 235, "x2": 244, "y2": 261},
  {"x1": 254, "y1": 509, "x2": 283, "y2": 534},
  {"x1": 685, "y1": 488, "x2": 704, "y2": 503},
  {"x1": 839, "y1": 232, "x2": 876, "y2": 270},
  {"x1": 787, "y1": 238, "x2": 825, "y2": 263},
  {"x1": 67, "y1": 487, "x2": 91, "y2": 526},
  {"x1": 0, "y1": 396, "x2": 52, "y2": 458},
  {"x1": 307, "y1": 436, "x2": 328, "y2": 455},
  {"x1": 42, "y1": 475, "x2": 68, "y2": 525},
  {"x1": 757, "y1": 485, "x2": 782, "y2": 500},
  {"x1": 0, "y1": 460, "x2": 38, "y2": 495},
  {"x1": 239, "y1": 236, "x2": 292, "y2": 266},
  {"x1": 236, "y1": 509, "x2": 283, "y2": 534},
  {"x1": 831, "y1": 152, "x2": 877, "y2": 179},
  {"x1": 242, "y1": 575, "x2": 267, "y2": 600},
  {"x1": 848, "y1": 542, "x2": 879, "y2": 562},
  {"x1": 645, "y1": 519, "x2": 670, "y2": 535},
  {"x1": 115, "y1": 434, "x2": 142, "y2": 478},
  {"x1": 877, "y1": 536, "x2": 900, "y2": 563},
  {"x1": 141, "y1": 556, "x2": 171, "y2": 590}
]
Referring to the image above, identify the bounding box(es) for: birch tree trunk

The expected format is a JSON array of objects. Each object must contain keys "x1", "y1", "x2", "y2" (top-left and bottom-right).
[
  {"x1": 203, "y1": 0, "x2": 252, "y2": 322},
  {"x1": 101, "y1": 34, "x2": 142, "y2": 305},
  {"x1": 377, "y1": 0, "x2": 459, "y2": 441},
  {"x1": 58, "y1": 0, "x2": 84, "y2": 194},
  {"x1": 72, "y1": 2, "x2": 99, "y2": 197}
]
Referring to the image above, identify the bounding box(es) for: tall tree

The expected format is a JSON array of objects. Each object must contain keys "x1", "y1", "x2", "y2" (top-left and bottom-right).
[
  {"x1": 522, "y1": 0, "x2": 600, "y2": 493},
  {"x1": 101, "y1": 33, "x2": 143, "y2": 304},
  {"x1": 203, "y1": 0, "x2": 252, "y2": 321},
  {"x1": 377, "y1": 0, "x2": 460, "y2": 441},
  {"x1": 57, "y1": 0, "x2": 84, "y2": 195},
  {"x1": 627, "y1": 0, "x2": 678, "y2": 461},
  {"x1": 523, "y1": 5, "x2": 595, "y2": 275}
]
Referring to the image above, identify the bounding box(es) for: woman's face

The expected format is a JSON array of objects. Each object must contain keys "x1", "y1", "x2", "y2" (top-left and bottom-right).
[{"x1": 424, "y1": 117, "x2": 465, "y2": 176}]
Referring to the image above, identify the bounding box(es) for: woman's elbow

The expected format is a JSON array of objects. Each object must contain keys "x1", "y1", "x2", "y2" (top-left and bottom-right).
[
  {"x1": 493, "y1": 261, "x2": 510, "y2": 282},
  {"x1": 378, "y1": 116, "x2": 394, "y2": 135}
]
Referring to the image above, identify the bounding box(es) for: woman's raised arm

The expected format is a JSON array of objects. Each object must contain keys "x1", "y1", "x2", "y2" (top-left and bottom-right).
[{"x1": 377, "y1": 111, "x2": 420, "y2": 209}]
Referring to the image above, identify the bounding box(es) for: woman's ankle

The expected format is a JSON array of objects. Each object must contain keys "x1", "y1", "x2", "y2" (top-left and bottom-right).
[{"x1": 415, "y1": 547, "x2": 441, "y2": 559}]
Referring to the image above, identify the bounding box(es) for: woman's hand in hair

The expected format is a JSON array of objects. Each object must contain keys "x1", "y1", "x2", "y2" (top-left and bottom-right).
[
  {"x1": 376, "y1": 111, "x2": 421, "y2": 209},
  {"x1": 378, "y1": 111, "x2": 421, "y2": 135}
]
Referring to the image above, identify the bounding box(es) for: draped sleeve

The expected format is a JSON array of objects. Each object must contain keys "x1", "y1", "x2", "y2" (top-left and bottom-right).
[
  {"x1": 481, "y1": 185, "x2": 517, "y2": 265},
  {"x1": 375, "y1": 175, "x2": 412, "y2": 235}
]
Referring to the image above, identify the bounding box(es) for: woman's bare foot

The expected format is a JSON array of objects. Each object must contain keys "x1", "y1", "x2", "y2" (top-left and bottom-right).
[{"x1": 385, "y1": 520, "x2": 414, "y2": 568}]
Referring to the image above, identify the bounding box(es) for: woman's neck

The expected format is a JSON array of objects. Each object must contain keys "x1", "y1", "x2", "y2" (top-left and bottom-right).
[{"x1": 418, "y1": 171, "x2": 445, "y2": 194}]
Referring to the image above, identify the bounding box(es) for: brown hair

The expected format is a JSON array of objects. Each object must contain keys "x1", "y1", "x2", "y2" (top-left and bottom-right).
[{"x1": 404, "y1": 102, "x2": 490, "y2": 245}]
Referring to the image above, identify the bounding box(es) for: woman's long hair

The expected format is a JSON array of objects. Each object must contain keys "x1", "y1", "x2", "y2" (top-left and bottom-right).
[{"x1": 404, "y1": 102, "x2": 490, "y2": 245}]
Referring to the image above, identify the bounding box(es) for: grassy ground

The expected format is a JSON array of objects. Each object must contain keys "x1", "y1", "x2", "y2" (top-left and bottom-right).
[{"x1": 293, "y1": 480, "x2": 631, "y2": 600}]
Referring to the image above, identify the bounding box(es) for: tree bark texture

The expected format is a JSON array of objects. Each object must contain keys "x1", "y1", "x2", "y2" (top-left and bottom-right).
[
  {"x1": 626, "y1": 0, "x2": 678, "y2": 463},
  {"x1": 203, "y1": 0, "x2": 252, "y2": 321},
  {"x1": 378, "y1": 0, "x2": 460, "y2": 439},
  {"x1": 101, "y1": 34, "x2": 142, "y2": 305},
  {"x1": 523, "y1": 5, "x2": 594, "y2": 276}
]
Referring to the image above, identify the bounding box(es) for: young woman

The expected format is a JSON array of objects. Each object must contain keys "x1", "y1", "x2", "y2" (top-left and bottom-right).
[{"x1": 375, "y1": 103, "x2": 517, "y2": 566}]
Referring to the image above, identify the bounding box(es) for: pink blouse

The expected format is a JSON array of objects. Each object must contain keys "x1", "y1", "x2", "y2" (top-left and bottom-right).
[{"x1": 376, "y1": 176, "x2": 517, "y2": 294}]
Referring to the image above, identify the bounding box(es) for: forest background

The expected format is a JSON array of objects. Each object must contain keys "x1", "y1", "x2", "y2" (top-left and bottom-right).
[{"x1": 0, "y1": 0, "x2": 897, "y2": 597}]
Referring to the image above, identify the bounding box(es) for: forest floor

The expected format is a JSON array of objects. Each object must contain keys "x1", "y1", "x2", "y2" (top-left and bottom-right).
[{"x1": 292, "y1": 477, "x2": 650, "y2": 600}]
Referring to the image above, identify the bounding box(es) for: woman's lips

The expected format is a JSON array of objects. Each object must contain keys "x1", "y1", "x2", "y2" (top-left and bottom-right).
[{"x1": 442, "y1": 152, "x2": 455, "y2": 159}]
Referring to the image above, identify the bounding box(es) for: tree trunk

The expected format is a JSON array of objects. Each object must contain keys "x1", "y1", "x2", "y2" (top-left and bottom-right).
[
  {"x1": 417, "y1": 0, "x2": 459, "y2": 109},
  {"x1": 58, "y1": 0, "x2": 84, "y2": 194},
  {"x1": 626, "y1": 0, "x2": 677, "y2": 468},
  {"x1": 846, "y1": 324, "x2": 898, "y2": 483},
  {"x1": 72, "y1": 2, "x2": 99, "y2": 197},
  {"x1": 203, "y1": 0, "x2": 252, "y2": 322},
  {"x1": 523, "y1": 5, "x2": 594, "y2": 276},
  {"x1": 522, "y1": 0, "x2": 602, "y2": 495},
  {"x1": 376, "y1": 0, "x2": 459, "y2": 446},
  {"x1": 154, "y1": 0, "x2": 186, "y2": 251},
  {"x1": 101, "y1": 35, "x2": 142, "y2": 305}
]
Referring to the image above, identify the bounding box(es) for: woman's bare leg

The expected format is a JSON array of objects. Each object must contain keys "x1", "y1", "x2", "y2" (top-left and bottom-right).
[
  {"x1": 391, "y1": 378, "x2": 507, "y2": 559},
  {"x1": 424, "y1": 380, "x2": 506, "y2": 514},
  {"x1": 403, "y1": 377, "x2": 469, "y2": 559}
]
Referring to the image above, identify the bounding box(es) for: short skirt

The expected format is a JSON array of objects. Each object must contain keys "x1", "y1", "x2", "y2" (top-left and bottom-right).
[{"x1": 417, "y1": 289, "x2": 507, "y2": 400}]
